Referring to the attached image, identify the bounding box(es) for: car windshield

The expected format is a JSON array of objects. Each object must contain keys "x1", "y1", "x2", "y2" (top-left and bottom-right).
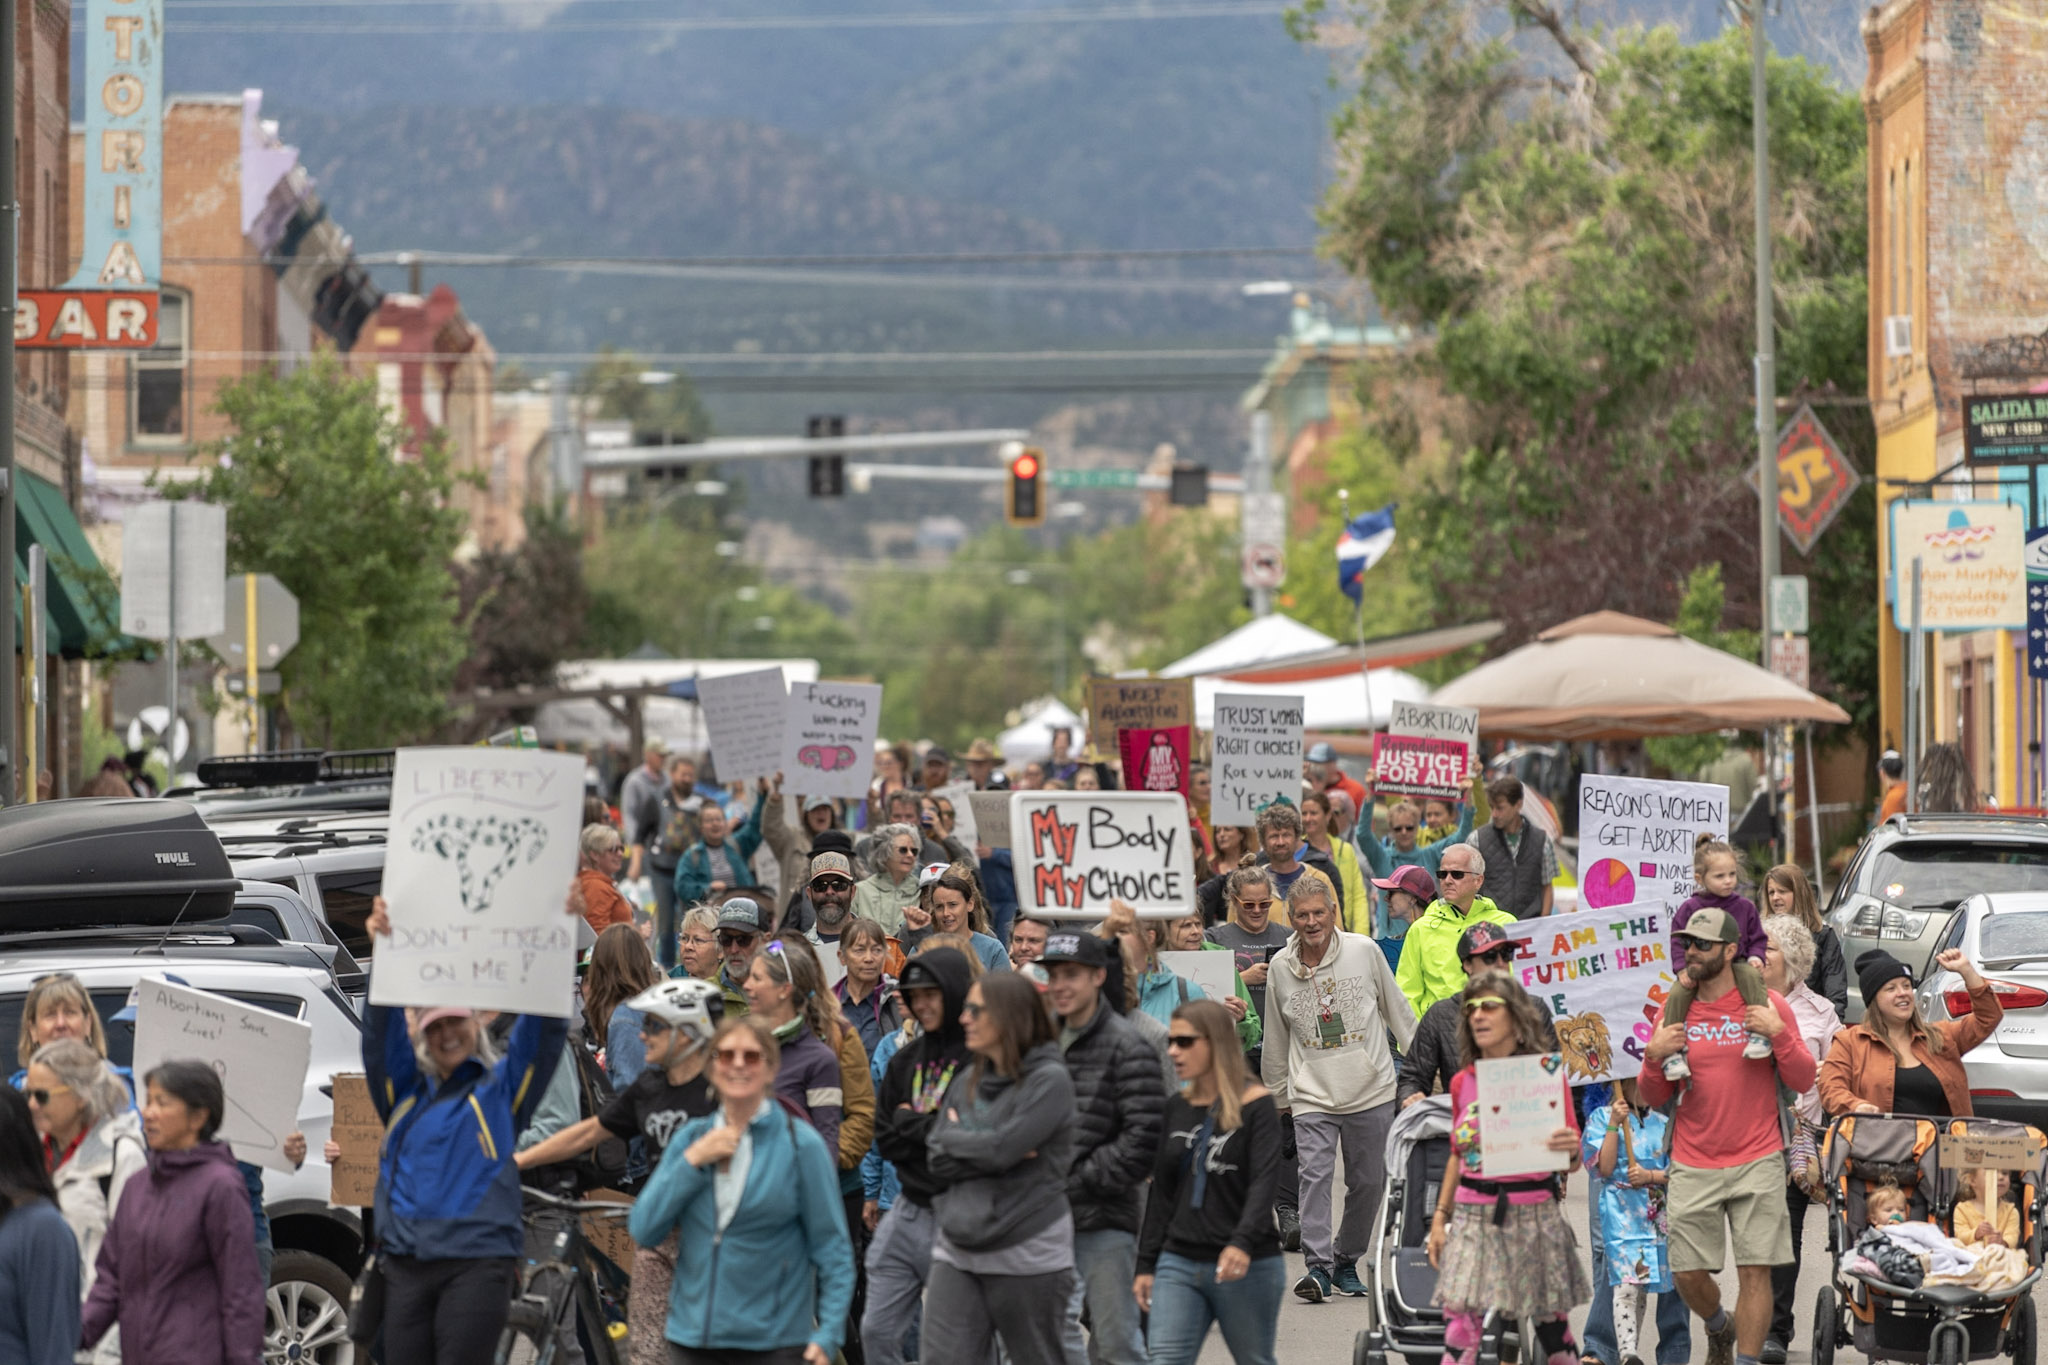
[
  {"x1": 1981, "y1": 912, "x2": 2048, "y2": 963},
  {"x1": 1866, "y1": 843, "x2": 2048, "y2": 912}
]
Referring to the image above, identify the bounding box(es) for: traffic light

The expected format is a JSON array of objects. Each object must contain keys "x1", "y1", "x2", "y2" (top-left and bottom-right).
[
  {"x1": 807, "y1": 415, "x2": 846, "y2": 498},
  {"x1": 1006, "y1": 447, "x2": 1046, "y2": 526},
  {"x1": 1168, "y1": 463, "x2": 1210, "y2": 508}
]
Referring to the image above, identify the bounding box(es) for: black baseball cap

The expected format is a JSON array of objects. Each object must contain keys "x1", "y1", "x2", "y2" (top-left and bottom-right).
[
  {"x1": 1457, "y1": 922, "x2": 1515, "y2": 961},
  {"x1": 1040, "y1": 929, "x2": 1114, "y2": 970}
]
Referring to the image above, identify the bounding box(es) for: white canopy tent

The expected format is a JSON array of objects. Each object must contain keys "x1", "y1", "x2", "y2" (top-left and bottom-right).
[
  {"x1": 533, "y1": 657, "x2": 821, "y2": 753},
  {"x1": 995, "y1": 697, "x2": 1086, "y2": 763},
  {"x1": 1160, "y1": 614, "x2": 1342, "y2": 678}
]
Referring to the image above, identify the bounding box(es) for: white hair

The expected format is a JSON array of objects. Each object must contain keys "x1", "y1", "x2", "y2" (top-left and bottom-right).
[{"x1": 1445, "y1": 842, "x2": 1486, "y2": 877}]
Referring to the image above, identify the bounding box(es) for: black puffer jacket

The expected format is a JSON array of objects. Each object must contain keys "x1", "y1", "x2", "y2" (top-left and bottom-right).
[
  {"x1": 1397, "y1": 988, "x2": 1559, "y2": 1104},
  {"x1": 873, "y1": 948, "x2": 975, "y2": 1208},
  {"x1": 1062, "y1": 1002, "x2": 1166, "y2": 1234}
]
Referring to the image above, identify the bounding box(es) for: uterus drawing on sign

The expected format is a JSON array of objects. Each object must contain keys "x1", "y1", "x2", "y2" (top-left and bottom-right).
[
  {"x1": 797, "y1": 743, "x2": 858, "y2": 772},
  {"x1": 411, "y1": 813, "x2": 549, "y2": 914}
]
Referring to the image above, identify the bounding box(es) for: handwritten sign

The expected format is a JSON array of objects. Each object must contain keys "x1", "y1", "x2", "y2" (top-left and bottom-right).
[
  {"x1": 1160, "y1": 949, "x2": 1238, "y2": 1004},
  {"x1": 1474, "y1": 1052, "x2": 1572, "y2": 1177},
  {"x1": 1087, "y1": 677, "x2": 1194, "y2": 755},
  {"x1": 1373, "y1": 734, "x2": 1469, "y2": 802},
  {"x1": 1391, "y1": 700, "x2": 1478, "y2": 770},
  {"x1": 1577, "y1": 775, "x2": 1728, "y2": 911},
  {"x1": 782, "y1": 682, "x2": 881, "y2": 800},
  {"x1": 1119, "y1": 725, "x2": 1191, "y2": 795},
  {"x1": 933, "y1": 781, "x2": 978, "y2": 846},
  {"x1": 1492, "y1": 903, "x2": 1676, "y2": 1084},
  {"x1": 696, "y1": 667, "x2": 788, "y2": 782},
  {"x1": 131, "y1": 978, "x2": 313, "y2": 1174},
  {"x1": 1939, "y1": 1129, "x2": 2045, "y2": 1170},
  {"x1": 1211, "y1": 692, "x2": 1303, "y2": 824},
  {"x1": 374, "y1": 747, "x2": 584, "y2": 1017},
  {"x1": 328, "y1": 1073, "x2": 383, "y2": 1207},
  {"x1": 1010, "y1": 790, "x2": 1196, "y2": 920},
  {"x1": 581, "y1": 1188, "x2": 637, "y2": 1270},
  {"x1": 969, "y1": 791, "x2": 1011, "y2": 848}
]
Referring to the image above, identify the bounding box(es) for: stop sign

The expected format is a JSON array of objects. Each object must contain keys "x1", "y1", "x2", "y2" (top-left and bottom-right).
[{"x1": 204, "y1": 573, "x2": 300, "y2": 670}]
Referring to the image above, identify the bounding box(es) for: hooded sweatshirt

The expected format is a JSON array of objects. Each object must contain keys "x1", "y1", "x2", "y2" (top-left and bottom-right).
[
  {"x1": 927, "y1": 1041, "x2": 1078, "y2": 1252},
  {"x1": 80, "y1": 1140, "x2": 264, "y2": 1365},
  {"x1": 1263, "y1": 928, "x2": 1418, "y2": 1116},
  {"x1": 873, "y1": 947, "x2": 975, "y2": 1208}
]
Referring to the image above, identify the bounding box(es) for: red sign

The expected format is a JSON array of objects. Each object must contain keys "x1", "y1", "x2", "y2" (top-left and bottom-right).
[
  {"x1": 14, "y1": 289, "x2": 158, "y2": 349},
  {"x1": 1772, "y1": 405, "x2": 1860, "y2": 556},
  {"x1": 1373, "y1": 733, "x2": 1469, "y2": 802},
  {"x1": 1117, "y1": 725, "x2": 1191, "y2": 796}
]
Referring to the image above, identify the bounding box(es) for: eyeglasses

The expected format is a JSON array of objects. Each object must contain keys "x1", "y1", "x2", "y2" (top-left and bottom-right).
[
  {"x1": 960, "y1": 1002, "x2": 984, "y2": 1018},
  {"x1": 29, "y1": 972, "x2": 78, "y2": 986},
  {"x1": 714, "y1": 1047, "x2": 765, "y2": 1067},
  {"x1": 1390, "y1": 824, "x2": 1417, "y2": 834},
  {"x1": 1463, "y1": 996, "x2": 1508, "y2": 1013},
  {"x1": 24, "y1": 1085, "x2": 69, "y2": 1106},
  {"x1": 1440, "y1": 868, "x2": 1476, "y2": 881},
  {"x1": 639, "y1": 1019, "x2": 672, "y2": 1036},
  {"x1": 717, "y1": 931, "x2": 761, "y2": 948},
  {"x1": 1468, "y1": 947, "x2": 1516, "y2": 967},
  {"x1": 1236, "y1": 898, "x2": 1274, "y2": 913},
  {"x1": 1165, "y1": 1034, "x2": 1202, "y2": 1049},
  {"x1": 893, "y1": 844, "x2": 917, "y2": 856}
]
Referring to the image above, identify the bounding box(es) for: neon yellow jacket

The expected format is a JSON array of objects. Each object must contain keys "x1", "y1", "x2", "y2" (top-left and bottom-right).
[
  {"x1": 1321, "y1": 839, "x2": 1372, "y2": 937},
  {"x1": 1395, "y1": 895, "x2": 1517, "y2": 1020}
]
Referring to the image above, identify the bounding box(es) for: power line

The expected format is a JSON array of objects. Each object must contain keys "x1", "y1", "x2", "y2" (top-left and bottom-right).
[
  {"x1": 138, "y1": 2, "x2": 1289, "y2": 34},
  {"x1": 160, "y1": 245, "x2": 1318, "y2": 270}
]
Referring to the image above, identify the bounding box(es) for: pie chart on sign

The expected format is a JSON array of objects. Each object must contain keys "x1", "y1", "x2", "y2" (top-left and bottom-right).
[{"x1": 1583, "y1": 858, "x2": 1636, "y2": 909}]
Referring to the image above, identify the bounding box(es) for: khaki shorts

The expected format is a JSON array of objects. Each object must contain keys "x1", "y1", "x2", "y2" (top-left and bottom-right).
[{"x1": 1667, "y1": 1153, "x2": 1793, "y2": 1272}]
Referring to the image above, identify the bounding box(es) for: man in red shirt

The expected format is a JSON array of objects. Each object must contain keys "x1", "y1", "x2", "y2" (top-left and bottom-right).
[{"x1": 1638, "y1": 908, "x2": 1815, "y2": 1365}]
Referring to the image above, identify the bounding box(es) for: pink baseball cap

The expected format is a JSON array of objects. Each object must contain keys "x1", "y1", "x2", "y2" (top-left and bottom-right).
[{"x1": 418, "y1": 1006, "x2": 474, "y2": 1031}]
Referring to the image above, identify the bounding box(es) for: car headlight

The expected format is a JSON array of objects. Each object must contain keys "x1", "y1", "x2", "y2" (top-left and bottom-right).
[{"x1": 1880, "y1": 908, "x2": 1930, "y2": 940}]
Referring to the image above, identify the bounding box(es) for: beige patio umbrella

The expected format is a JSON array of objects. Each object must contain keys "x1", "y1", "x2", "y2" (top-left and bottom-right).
[{"x1": 1429, "y1": 610, "x2": 1852, "y2": 740}]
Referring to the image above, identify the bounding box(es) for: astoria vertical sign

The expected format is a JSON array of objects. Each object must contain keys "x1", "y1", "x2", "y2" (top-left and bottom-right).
[{"x1": 18, "y1": 0, "x2": 161, "y2": 348}]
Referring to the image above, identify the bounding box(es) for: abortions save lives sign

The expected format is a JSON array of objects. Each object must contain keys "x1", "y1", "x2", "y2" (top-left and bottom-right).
[
  {"x1": 1210, "y1": 692, "x2": 1303, "y2": 824},
  {"x1": 131, "y1": 977, "x2": 313, "y2": 1174},
  {"x1": 1577, "y1": 774, "x2": 1729, "y2": 911},
  {"x1": 695, "y1": 667, "x2": 788, "y2": 782},
  {"x1": 373, "y1": 747, "x2": 585, "y2": 1018},
  {"x1": 1010, "y1": 790, "x2": 1196, "y2": 920},
  {"x1": 782, "y1": 681, "x2": 881, "y2": 800},
  {"x1": 1493, "y1": 902, "x2": 1677, "y2": 1085}
]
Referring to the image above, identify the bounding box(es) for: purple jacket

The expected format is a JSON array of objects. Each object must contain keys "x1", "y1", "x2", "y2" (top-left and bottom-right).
[
  {"x1": 1671, "y1": 890, "x2": 1768, "y2": 967},
  {"x1": 80, "y1": 1141, "x2": 264, "y2": 1365}
]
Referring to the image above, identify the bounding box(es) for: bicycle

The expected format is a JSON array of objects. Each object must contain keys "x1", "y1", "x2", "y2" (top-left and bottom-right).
[{"x1": 495, "y1": 1185, "x2": 635, "y2": 1365}]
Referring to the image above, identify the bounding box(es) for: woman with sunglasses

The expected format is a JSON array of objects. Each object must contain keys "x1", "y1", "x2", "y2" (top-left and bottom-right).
[
  {"x1": 1396, "y1": 920, "x2": 1554, "y2": 1109},
  {"x1": 1427, "y1": 973, "x2": 1589, "y2": 1365},
  {"x1": 631, "y1": 1015, "x2": 855, "y2": 1365},
  {"x1": 922, "y1": 971, "x2": 1077, "y2": 1363},
  {"x1": 1133, "y1": 999, "x2": 1284, "y2": 1365},
  {"x1": 0, "y1": 1084, "x2": 78, "y2": 1364},
  {"x1": 1194, "y1": 828, "x2": 1257, "y2": 926},
  {"x1": 25, "y1": 1040, "x2": 140, "y2": 1365}
]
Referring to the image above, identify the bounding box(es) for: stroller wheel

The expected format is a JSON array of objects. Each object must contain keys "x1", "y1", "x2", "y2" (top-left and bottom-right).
[
  {"x1": 1353, "y1": 1329, "x2": 1381, "y2": 1365},
  {"x1": 2011, "y1": 1295, "x2": 2037, "y2": 1365},
  {"x1": 1811, "y1": 1288, "x2": 1836, "y2": 1365}
]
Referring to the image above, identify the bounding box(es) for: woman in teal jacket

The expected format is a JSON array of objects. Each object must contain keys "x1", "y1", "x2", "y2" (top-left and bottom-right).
[
  {"x1": 674, "y1": 790, "x2": 767, "y2": 907},
  {"x1": 629, "y1": 1014, "x2": 854, "y2": 1365}
]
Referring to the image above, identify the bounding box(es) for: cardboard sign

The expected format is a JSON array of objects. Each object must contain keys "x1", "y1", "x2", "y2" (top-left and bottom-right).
[
  {"x1": 1211, "y1": 692, "x2": 1303, "y2": 825},
  {"x1": 131, "y1": 978, "x2": 313, "y2": 1174},
  {"x1": 696, "y1": 667, "x2": 788, "y2": 783},
  {"x1": 1939, "y1": 1130, "x2": 2044, "y2": 1171},
  {"x1": 1010, "y1": 790, "x2": 1196, "y2": 919},
  {"x1": 1577, "y1": 775, "x2": 1729, "y2": 911},
  {"x1": 933, "y1": 781, "x2": 978, "y2": 846},
  {"x1": 1373, "y1": 733, "x2": 1470, "y2": 802},
  {"x1": 1474, "y1": 1052, "x2": 1573, "y2": 1177},
  {"x1": 783, "y1": 682, "x2": 882, "y2": 800},
  {"x1": 1492, "y1": 903, "x2": 1678, "y2": 1084},
  {"x1": 969, "y1": 791, "x2": 1012, "y2": 848},
  {"x1": 1119, "y1": 725, "x2": 1191, "y2": 795},
  {"x1": 1087, "y1": 677, "x2": 1194, "y2": 755},
  {"x1": 1160, "y1": 949, "x2": 1239, "y2": 1004},
  {"x1": 374, "y1": 747, "x2": 584, "y2": 1017},
  {"x1": 580, "y1": 1188, "x2": 637, "y2": 1270},
  {"x1": 1390, "y1": 700, "x2": 1479, "y2": 771},
  {"x1": 328, "y1": 1073, "x2": 383, "y2": 1207}
]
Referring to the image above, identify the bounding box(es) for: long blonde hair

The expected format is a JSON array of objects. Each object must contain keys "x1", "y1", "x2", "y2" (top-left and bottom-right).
[
  {"x1": 17, "y1": 976, "x2": 107, "y2": 1066},
  {"x1": 1172, "y1": 998, "x2": 1252, "y2": 1132}
]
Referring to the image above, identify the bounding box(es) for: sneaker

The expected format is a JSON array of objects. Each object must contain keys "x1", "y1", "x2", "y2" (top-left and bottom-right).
[
  {"x1": 1661, "y1": 1049, "x2": 1691, "y2": 1081},
  {"x1": 1277, "y1": 1203, "x2": 1302, "y2": 1252},
  {"x1": 1743, "y1": 1031, "x2": 1773, "y2": 1059},
  {"x1": 1331, "y1": 1260, "x2": 1368, "y2": 1297},
  {"x1": 1621, "y1": 1355, "x2": 1646, "y2": 1365},
  {"x1": 1293, "y1": 1267, "x2": 1332, "y2": 1304},
  {"x1": 1704, "y1": 1320, "x2": 1736, "y2": 1365},
  {"x1": 1759, "y1": 1338, "x2": 1787, "y2": 1365}
]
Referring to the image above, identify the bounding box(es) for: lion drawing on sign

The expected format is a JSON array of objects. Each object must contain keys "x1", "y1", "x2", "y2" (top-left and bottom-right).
[{"x1": 1554, "y1": 1011, "x2": 1612, "y2": 1083}]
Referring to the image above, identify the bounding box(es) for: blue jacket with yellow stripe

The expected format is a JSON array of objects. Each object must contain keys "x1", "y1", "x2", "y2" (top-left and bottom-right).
[{"x1": 364, "y1": 999, "x2": 567, "y2": 1260}]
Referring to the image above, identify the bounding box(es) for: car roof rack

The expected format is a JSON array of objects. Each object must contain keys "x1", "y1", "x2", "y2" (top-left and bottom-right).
[
  {"x1": 0, "y1": 923, "x2": 337, "y2": 973},
  {"x1": 1890, "y1": 811, "x2": 2048, "y2": 833},
  {"x1": 183, "y1": 748, "x2": 396, "y2": 794}
]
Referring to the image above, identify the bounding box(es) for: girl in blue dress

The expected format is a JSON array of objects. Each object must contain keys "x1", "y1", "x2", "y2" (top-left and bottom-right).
[{"x1": 1580, "y1": 1078, "x2": 1672, "y2": 1365}]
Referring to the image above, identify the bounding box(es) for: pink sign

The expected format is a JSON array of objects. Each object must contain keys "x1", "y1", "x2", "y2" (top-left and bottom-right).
[
  {"x1": 1373, "y1": 733, "x2": 1468, "y2": 801},
  {"x1": 1118, "y1": 725, "x2": 1191, "y2": 796}
]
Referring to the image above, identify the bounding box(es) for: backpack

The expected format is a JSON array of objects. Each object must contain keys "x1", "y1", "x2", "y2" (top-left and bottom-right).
[
  {"x1": 649, "y1": 795, "x2": 699, "y2": 868},
  {"x1": 565, "y1": 1036, "x2": 631, "y2": 1192}
]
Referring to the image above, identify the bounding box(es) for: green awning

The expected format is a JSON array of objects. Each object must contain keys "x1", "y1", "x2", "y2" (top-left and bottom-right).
[{"x1": 13, "y1": 472, "x2": 122, "y2": 658}]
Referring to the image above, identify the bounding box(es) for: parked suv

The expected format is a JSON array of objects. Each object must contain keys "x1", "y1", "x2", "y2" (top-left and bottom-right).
[
  {"x1": 1826, "y1": 812, "x2": 2048, "y2": 1021},
  {"x1": 214, "y1": 812, "x2": 388, "y2": 966},
  {"x1": 1914, "y1": 891, "x2": 2048, "y2": 1131}
]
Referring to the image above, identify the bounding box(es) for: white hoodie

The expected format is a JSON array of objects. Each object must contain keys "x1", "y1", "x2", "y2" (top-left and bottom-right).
[{"x1": 1262, "y1": 929, "x2": 1418, "y2": 1116}]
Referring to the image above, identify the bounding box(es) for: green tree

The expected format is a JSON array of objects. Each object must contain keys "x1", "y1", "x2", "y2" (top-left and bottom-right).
[
  {"x1": 178, "y1": 358, "x2": 468, "y2": 746},
  {"x1": 580, "y1": 348, "x2": 711, "y2": 441},
  {"x1": 454, "y1": 506, "x2": 591, "y2": 692}
]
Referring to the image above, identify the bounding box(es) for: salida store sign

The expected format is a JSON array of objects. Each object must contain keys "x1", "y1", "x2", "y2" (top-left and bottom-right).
[{"x1": 19, "y1": 0, "x2": 162, "y2": 350}]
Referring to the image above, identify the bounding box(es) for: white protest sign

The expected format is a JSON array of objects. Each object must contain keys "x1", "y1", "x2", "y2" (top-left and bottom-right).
[
  {"x1": 1161, "y1": 950, "x2": 1238, "y2": 1004},
  {"x1": 1493, "y1": 902, "x2": 1677, "y2": 1084},
  {"x1": 783, "y1": 682, "x2": 881, "y2": 800},
  {"x1": 696, "y1": 667, "x2": 787, "y2": 782},
  {"x1": 1475, "y1": 1052, "x2": 1573, "y2": 1177},
  {"x1": 373, "y1": 747, "x2": 584, "y2": 1017},
  {"x1": 969, "y1": 791, "x2": 1012, "y2": 848},
  {"x1": 1391, "y1": 700, "x2": 1478, "y2": 771},
  {"x1": 1577, "y1": 775, "x2": 1729, "y2": 911},
  {"x1": 934, "y1": 781, "x2": 978, "y2": 847},
  {"x1": 1011, "y1": 790, "x2": 1196, "y2": 919},
  {"x1": 131, "y1": 978, "x2": 313, "y2": 1173},
  {"x1": 1210, "y1": 692, "x2": 1304, "y2": 825}
]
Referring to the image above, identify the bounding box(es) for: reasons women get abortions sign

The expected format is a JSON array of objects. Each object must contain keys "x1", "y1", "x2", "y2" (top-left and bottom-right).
[{"x1": 1010, "y1": 790, "x2": 1196, "y2": 920}]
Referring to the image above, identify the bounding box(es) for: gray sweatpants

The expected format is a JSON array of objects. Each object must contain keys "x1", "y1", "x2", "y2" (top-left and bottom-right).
[
  {"x1": 923, "y1": 1261, "x2": 1075, "y2": 1365},
  {"x1": 1295, "y1": 1101, "x2": 1394, "y2": 1271},
  {"x1": 861, "y1": 1200, "x2": 934, "y2": 1365}
]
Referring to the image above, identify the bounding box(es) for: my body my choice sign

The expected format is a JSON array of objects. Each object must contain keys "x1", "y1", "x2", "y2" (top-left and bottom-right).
[{"x1": 1010, "y1": 790, "x2": 1195, "y2": 920}]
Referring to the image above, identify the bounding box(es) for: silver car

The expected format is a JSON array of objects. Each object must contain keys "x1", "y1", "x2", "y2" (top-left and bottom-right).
[{"x1": 1913, "y1": 890, "x2": 2048, "y2": 1132}]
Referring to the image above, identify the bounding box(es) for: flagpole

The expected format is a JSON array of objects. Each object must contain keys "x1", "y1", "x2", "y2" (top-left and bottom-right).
[{"x1": 1340, "y1": 489, "x2": 1375, "y2": 729}]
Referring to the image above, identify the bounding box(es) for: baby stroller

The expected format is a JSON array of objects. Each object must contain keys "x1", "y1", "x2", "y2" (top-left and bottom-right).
[
  {"x1": 1813, "y1": 1113, "x2": 2044, "y2": 1365},
  {"x1": 1354, "y1": 1095, "x2": 1521, "y2": 1365}
]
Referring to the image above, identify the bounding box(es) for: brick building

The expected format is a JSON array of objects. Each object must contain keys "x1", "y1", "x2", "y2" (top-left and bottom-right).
[{"x1": 1865, "y1": 0, "x2": 2048, "y2": 805}]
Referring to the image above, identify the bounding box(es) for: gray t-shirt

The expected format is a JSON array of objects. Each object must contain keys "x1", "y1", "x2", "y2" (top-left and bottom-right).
[
  {"x1": 1207, "y1": 921, "x2": 1293, "y2": 1023},
  {"x1": 932, "y1": 1206, "x2": 1076, "y2": 1275}
]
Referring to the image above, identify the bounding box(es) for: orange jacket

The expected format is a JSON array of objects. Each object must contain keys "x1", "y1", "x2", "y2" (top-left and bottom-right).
[
  {"x1": 576, "y1": 868, "x2": 635, "y2": 936},
  {"x1": 1817, "y1": 979, "x2": 2001, "y2": 1118}
]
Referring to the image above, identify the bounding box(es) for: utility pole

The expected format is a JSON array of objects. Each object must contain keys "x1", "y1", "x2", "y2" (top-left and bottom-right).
[
  {"x1": 1751, "y1": 0, "x2": 1779, "y2": 849},
  {"x1": 0, "y1": 0, "x2": 18, "y2": 804},
  {"x1": 1244, "y1": 411, "x2": 1274, "y2": 619}
]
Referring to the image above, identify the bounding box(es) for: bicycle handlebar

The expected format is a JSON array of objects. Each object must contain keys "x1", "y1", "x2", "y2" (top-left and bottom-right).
[{"x1": 520, "y1": 1186, "x2": 633, "y2": 1217}]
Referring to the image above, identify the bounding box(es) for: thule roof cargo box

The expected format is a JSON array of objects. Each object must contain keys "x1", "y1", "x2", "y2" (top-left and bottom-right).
[{"x1": 0, "y1": 799, "x2": 238, "y2": 928}]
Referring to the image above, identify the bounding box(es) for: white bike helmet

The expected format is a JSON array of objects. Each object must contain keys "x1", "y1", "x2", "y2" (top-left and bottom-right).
[{"x1": 625, "y1": 977, "x2": 725, "y2": 1045}]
